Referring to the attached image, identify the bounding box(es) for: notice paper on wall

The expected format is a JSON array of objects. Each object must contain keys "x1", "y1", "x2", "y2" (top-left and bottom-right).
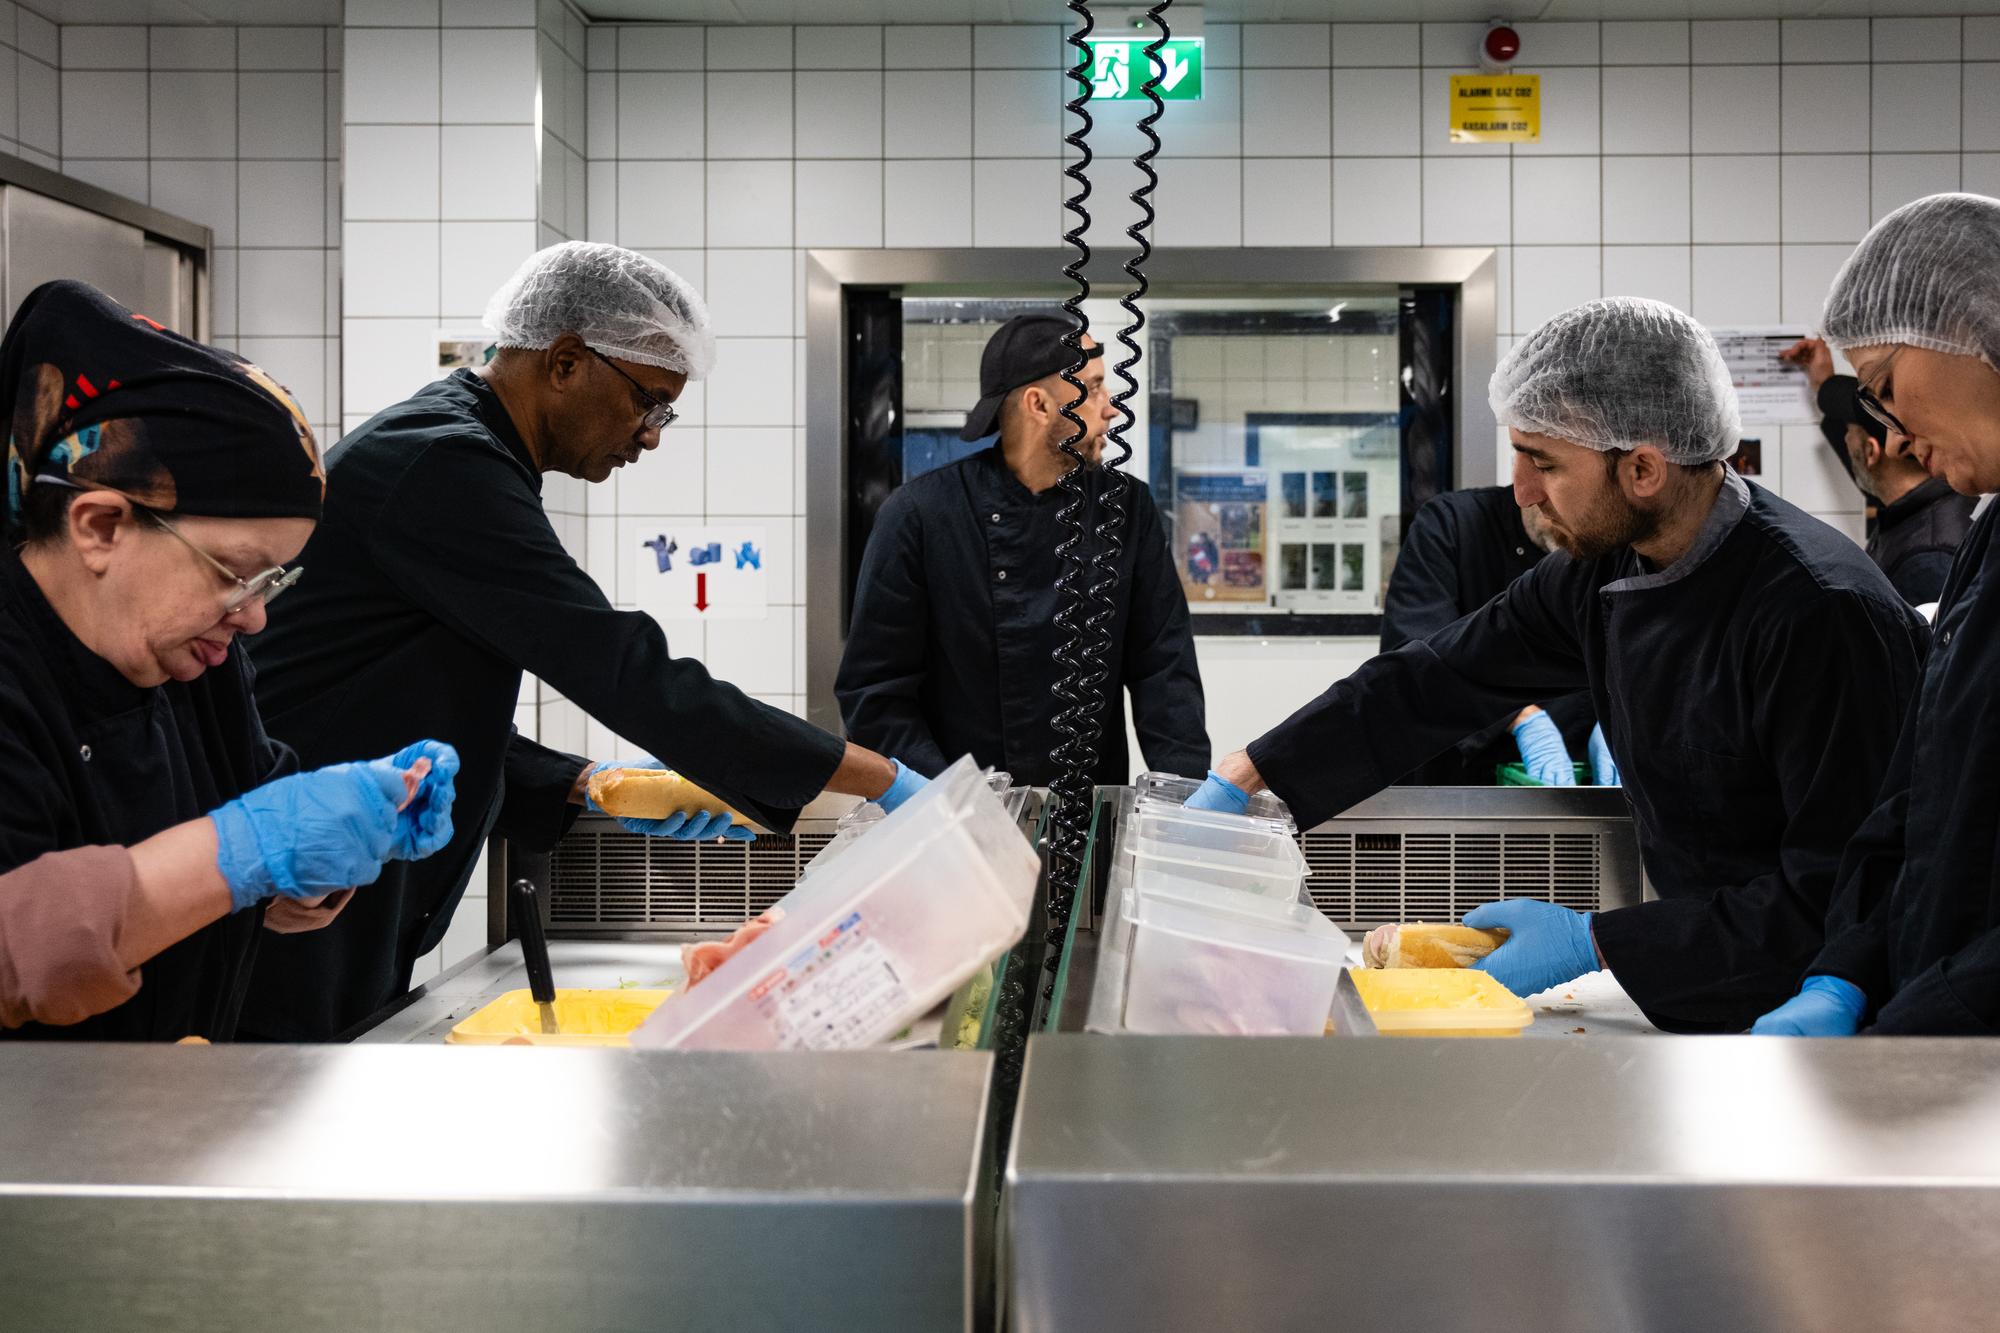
[{"x1": 1711, "y1": 326, "x2": 1818, "y2": 427}]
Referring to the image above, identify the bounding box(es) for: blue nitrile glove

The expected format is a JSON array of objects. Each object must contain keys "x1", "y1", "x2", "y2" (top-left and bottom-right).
[
  {"x1": 1463, "y1": 899, "x2": 1600, "y2": 998},
  {"x1": 1184, "y1": 769, "x2": 1251, "y2": 815},
  {"x1": 1749, "y1": 976, "x2": 1867, "y2": 1036},
  {"x1": 387, "y1": 739, "x2": 460, "y2": 860},
  {"x1": 585, "y1": 759, "x2": 756, "y2": 841},
  {"x1": 1588, "y1": 723, "x2": 1621, "y2": 787},
  {"x1": 877, "y1": 758, "x2": 928, "y2": 814},
  {"x1": 1512, "y1": 710, "x2": 1577, "y2": 786},
  {"x1": 212, "y1": 743, "x2": 460, "y2": 913}
]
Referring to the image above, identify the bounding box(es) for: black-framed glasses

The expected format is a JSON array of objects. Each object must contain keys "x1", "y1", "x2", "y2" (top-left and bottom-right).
[
  {"x1": 590, "y1": 348, "x2": 679, "y2": 432},
  {"x1": 143, "y1": 508, "x2": 304, "y2": 614},
  {"x1": 1854, "y1": 345, "x2": 1908, "y2": 439}
]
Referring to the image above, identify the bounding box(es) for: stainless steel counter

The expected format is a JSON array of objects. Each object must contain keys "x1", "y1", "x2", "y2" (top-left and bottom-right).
[
  {"x1": 1005, "y1": 1034, "x2": 2000, "y2": 1331},
  {"x1": 0, "y1": 1043, "x2": 995, "y2": 1331}
]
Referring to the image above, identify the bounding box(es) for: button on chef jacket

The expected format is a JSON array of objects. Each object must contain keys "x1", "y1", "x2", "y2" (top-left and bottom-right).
[
  {"x1": 0, "y1": 547, "x2": 294, "y2": 1041},
  {"x1": 241, "y1": 370, "x2": 845, "y2": 1041},
  {"x1": 1379, "y1": 484, "x2": 1596, "y2": 785},
  {"x1": 836, "y1": 447, "x2": 1208, "y2": 788},
  {"x1": 1247, "y1": 470, "x2": 1927, "y2": 1033},
  {"x1": 1811, "y1": 501, "x2": 2000, "y2": 1032}
]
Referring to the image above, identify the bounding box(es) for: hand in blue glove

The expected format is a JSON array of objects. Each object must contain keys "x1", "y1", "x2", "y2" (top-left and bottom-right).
[
  {"x1": 1587, "y1": 723, "x2": 1621, "y2": 787},
  {"x1": 1749, "y1": 976, "x2": 1866, "y2": 1036},
  {"x1": 1512, "y1": 708, "x2": 1576, "y2": 786},
  {"x1": 1184, "y1": 769, "x2": 1251, "y2": 815},
  {"x1": 876, "y1": 758, "x2": 929, "y2": 814},
  {"x1": 211, "y1": 742, "x2": 461, "y2": 912},
  {"x1": 1463, "y1": 898, "x2": 1600, "y2": 998},
  {"x1": 585, "y1": 759, "x2": 756, "y2": 842}
]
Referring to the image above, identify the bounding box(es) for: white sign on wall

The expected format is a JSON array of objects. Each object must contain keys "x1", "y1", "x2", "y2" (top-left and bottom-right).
[{"x1": 631, "y1": 524, "x2": 769, "y2": 621}]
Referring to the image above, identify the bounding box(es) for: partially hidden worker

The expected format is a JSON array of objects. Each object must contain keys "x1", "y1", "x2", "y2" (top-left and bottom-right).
[
  {"x1": 0, "y1": 281, "x2": 457, "y2": 1036},
  {"x1": 837, "y1": 313, "x2": 1209, "y2": 786},
  {"x1": 1187, "y1": 297, "x2": 1925, "y2": 1034},
  {"x1": 242, "y1": 243, "x2": 926, "y2": 1041}
]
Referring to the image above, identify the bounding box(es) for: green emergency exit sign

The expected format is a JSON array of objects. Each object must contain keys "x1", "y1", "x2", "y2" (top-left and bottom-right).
[{"x1": 1085, "y1": 37, "x2": 1203, "y2": 101}]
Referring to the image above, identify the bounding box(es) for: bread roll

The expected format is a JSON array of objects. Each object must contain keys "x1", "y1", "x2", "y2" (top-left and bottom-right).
[
  {"x1": 586, "y1": 768, "x2": 760, "y2": 831},
  {"x1": 1363, "y1": 922, "x2": 1509, "y2": 969}
]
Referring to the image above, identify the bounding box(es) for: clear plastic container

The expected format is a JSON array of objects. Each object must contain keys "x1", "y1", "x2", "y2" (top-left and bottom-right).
[
  {"x1": 1129, "y1": 806, "x2": 1309, "y2": 904},
  {"x1": 1134, "y1": 770, "x2": 1293, "y2": 825},
  {"x1": 1348, "y1": 967, "x2": 1534, "y2": 1038},
  {"x1": 1122, "y1": 892, "x2": 1349, "y2": 1036},
  {"x1": 801, "y1": 769, "x2": 1019, "y2": 881},
  {"x1": 632, "y1": 756, "x2": 1038, "y2": 1051},
  {"x1": 445, "y1": 988, "x2": 671, "y2": 1046}
]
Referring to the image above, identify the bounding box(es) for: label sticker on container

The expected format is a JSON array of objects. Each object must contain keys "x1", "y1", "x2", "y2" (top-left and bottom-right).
[{"x1": 760, "y1": 912, "x2": 915, "y2": 1050}]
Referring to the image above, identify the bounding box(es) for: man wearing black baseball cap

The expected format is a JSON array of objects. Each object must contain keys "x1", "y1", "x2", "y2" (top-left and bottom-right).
[
  {"x1": 1782, "y1": 336, "x2": 1975, "y2": 607},
  {"x1": 835, "y1": 313, "x2": 1209, "y2": 785}
]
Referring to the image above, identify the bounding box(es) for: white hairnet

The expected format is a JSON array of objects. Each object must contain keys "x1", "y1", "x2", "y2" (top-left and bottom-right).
[
  {"x1": 483, "y1": 241, "x2": 716, "y2": 379},
  {"x1": 1489, "y1": 297, "x2": 1740, "y2": 464},
  {"x1": 1821, "y1": 192, "x2": 2000, "y2": 368}
]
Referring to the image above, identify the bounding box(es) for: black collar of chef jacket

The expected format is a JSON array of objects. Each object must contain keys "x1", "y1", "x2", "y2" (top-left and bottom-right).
[
  {"x1": 974, "y1": 444, "x2": 1103, "y2": 509},
  {"x1": 0, "y1": 544, "x2": 150, "y2": 720}
]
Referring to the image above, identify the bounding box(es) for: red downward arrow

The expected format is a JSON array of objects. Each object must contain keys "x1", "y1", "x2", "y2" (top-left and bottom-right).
[{"x1": 694, "y1": 572, "x2": 709, "y2": 612}]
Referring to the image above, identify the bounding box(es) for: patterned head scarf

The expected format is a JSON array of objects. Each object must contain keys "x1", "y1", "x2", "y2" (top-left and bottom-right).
[{"x1": 3, "y1": 279, "x2": 323, "y2": 541}]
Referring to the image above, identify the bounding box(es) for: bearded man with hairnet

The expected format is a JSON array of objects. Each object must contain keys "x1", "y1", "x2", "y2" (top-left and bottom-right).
[
  {"x1": 240, "y1": 243, "x2": 926, "y2": 1040},
  {"x1": 1189, "y1": 297, "x2": 1927, "y2": 1033}
]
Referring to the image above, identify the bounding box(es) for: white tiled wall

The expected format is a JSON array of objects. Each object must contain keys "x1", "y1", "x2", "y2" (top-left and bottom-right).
[
  {"x1": 0, "y1": 6, "x2": 61, "y2": 168},
  {"x1": 52, "y1": 23, "x2": 342, "y2": 447}
]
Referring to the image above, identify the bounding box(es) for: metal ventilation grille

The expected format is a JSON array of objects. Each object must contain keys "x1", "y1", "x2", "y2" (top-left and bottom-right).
[
  {"x1": 1300, "y1": 829, "x2": 1603, "y2": 930},
  {"x1": 549, "y1": 829, "x2": 836, "y2": 931}
]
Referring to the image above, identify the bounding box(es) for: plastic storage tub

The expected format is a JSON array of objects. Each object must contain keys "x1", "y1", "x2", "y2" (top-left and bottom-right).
[
  {"x1": 446, "y1": 988, "x2": 671, "y2": 1046},
  {"x1": 1348, "y1": 967, "x2": 1534, "y2": 1037},
  {"x1": 632, "y1": 755, "x2": 1038, "y2": 1051},
  {"x1": 1128, "y1": 806, "x2": 1309, "y2": 904},
  {"x1": 1122, "y1": 892, "x2": 1348, "y2": 1036},
  {"x1": 1496, "y1": 762, "x2": 1595, "y2": 787},
  {"x1": 1133, "y1": 770, "x2": 1293, "y2": 824}
]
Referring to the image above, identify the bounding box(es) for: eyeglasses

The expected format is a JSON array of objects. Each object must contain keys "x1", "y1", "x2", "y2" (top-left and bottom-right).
[
  {"x1": 1854, "y1": 345, "x2": 1909, "y2": 440},
  {"x1": 590, "y1": 348, "x2": 679, "y2": 432},
  {"x1": 144, "y1": 509, "x2": 303, "y2": 614}
]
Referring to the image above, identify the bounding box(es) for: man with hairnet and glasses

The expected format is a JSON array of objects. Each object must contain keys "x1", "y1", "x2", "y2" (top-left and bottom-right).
[
  {"x1": 238, "y1": 242, "x2": 928, "y2": 1041},
  {"x1": 1754, "y1": 193, "x2": 2000, "y2": 1037},
  {"x1": 1186, "y1": 297, "x2": 1927, "y2": 1034}
]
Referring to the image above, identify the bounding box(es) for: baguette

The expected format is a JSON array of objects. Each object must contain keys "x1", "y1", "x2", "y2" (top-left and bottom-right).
[
  {"x1": 586, "y1": 768, "x2": 761, "y2": 831},
  {"x1": 1362, "y1": 922, "x2": 1510, "y2": 970}
]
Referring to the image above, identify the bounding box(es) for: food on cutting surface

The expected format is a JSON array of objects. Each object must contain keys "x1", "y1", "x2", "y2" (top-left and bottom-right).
[
  {"x1": 446, "y1": 987, "x2": 671, "y2": 1045},
  {"x1": 397, "y1": 756, "x2": 433, "y2": 813},
  {"x1": 586, "y1": 766, "x2": 756, "y2": 828},
  {"x1": 1347, "y1": 966, "x2": 1534, "y2": 1037},
  {"x1": 683, "y1": 909, "x2": 785, "y2": 988},
  {"x1": 1361, "y1": 921, "x2": 1509, "y2": 969}
]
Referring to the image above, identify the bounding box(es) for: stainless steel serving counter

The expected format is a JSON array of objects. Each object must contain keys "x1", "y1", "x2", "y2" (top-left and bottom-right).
[
  {"x1": 0, "y1": 1043, "x2": 995, "y2": 1332},
  {"x1": 1005, "y1": 1034, "x2": 2000, "y2": 1331}
]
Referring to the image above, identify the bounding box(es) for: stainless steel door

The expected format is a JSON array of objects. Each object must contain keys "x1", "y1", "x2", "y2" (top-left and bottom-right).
[{"x1": 0, "y1": 183, "x2": 148, "y2": 328}]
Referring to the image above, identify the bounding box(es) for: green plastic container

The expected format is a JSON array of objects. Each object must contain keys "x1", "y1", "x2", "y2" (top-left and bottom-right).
[{"x1": 1495, "y1": 761, "x2": 1593, "y2": 787}]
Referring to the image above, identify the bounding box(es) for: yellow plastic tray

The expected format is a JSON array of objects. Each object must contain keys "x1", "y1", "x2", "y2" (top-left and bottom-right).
[
  {"x1": 1348, "y1": 967, "x2": 1533, "y2": 1038},
  {"x1": 445, "y1": 987, "x2": 671, "y2": 1046}
]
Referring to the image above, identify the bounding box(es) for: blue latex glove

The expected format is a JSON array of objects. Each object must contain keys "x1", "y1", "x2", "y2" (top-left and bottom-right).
[
  {"x1": 877, "y1": 758, "x2": 928, "y2": 814},
  {"x1": 1588, "y1": 723, "x2": 1622, "y2": 787},
  {"x1": 1512, "y1": 710, "x2": 1576, "y2": 786},
  {"x1": 1749, "y1": 976, "x2": 1867, "y2": 1036},
  {"x1": 1184, "y1": 769, "x2": 1251, "y2": 815},
  {"x1": 1463, "y1": 899, "x2": 1599, "y2": 998},
  {"x1": 585, "y1": 759, "x2": 756, "y2": 841},
  {"x1": 212, "y1": 743, "x2": 460, "y2": 912}
]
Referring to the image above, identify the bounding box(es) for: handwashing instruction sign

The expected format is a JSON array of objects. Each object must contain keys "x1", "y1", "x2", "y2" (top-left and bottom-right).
[
  {"x1": 632, "y1": 524, "x2": 768, "y2": 621},
  {"x1": 1449, "y1": 73, "x2": 1540, "y2": 143}
]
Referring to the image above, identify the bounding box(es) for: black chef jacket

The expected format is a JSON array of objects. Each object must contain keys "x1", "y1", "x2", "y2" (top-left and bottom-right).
[
  {"x1": 1246, "y1": 470, "x2": 1927, "y2": 1033},
  {"x1": 1812, "y1": 501, "x2": 2000, "y2": 1033},
  {"x1": 1380, "y1": 485, "x2": 1596, "y2": 784},
  {"x1": 1868, "y1": 477, "x2": 1975, "y2": 607},
  {"x1": 0, "y1": 546, "x2": 293, "y2": 1041},
  {"x1": 836, "y1": 447, "x2": 1208, "y2": 787},
  {"x1": 242, "y1": 370, "x2": 846, "y2": 1040}
]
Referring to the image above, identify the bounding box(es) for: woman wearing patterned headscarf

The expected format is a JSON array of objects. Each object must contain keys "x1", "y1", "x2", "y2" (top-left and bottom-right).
[{"x1": 0, "y1": 279, "x2": 460, "y2": 1038}]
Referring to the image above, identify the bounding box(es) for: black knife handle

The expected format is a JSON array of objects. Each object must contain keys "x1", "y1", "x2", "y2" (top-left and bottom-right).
[{"x1": 511, "y1": 878, "x2": 556, "y2": 1004}]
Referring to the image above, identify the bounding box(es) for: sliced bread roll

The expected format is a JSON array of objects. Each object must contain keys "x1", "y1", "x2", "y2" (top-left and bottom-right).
[
  {"x1": 1362, "y1": 922, "x2": 1510, "y2": 969},
  {"x1": 586, "y1": 768, "x2": 760, "y2": 831}
]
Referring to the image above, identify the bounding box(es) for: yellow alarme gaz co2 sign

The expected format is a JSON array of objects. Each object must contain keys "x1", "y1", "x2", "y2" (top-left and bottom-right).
[{"x1": 1449, "y1": 73, "x2": 1541, "y2": 143}]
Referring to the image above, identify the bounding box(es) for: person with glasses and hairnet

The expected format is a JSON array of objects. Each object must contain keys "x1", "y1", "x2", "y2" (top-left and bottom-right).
[
  {"x1": 1755, "y1": 193, "x2": 2000, "y2": 1037},
  {"x1": 1187, "y1": 297, "x2": 1927, "y2": 1034},
  {"x1": 238, "y1": 243, "x2": 927, "y2": 1042},
  {"x1": 0, "y1": 281, "x2": 458, "y2": 1037}
]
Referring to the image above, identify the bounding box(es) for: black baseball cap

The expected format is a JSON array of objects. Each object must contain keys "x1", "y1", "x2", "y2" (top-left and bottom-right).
[
  {"x1": 959, "y1": 313, "x2": 1103, "y2": 441},
  {"x1": 1817, "y1": 374, "x2": 1890, "y2": 449}
]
